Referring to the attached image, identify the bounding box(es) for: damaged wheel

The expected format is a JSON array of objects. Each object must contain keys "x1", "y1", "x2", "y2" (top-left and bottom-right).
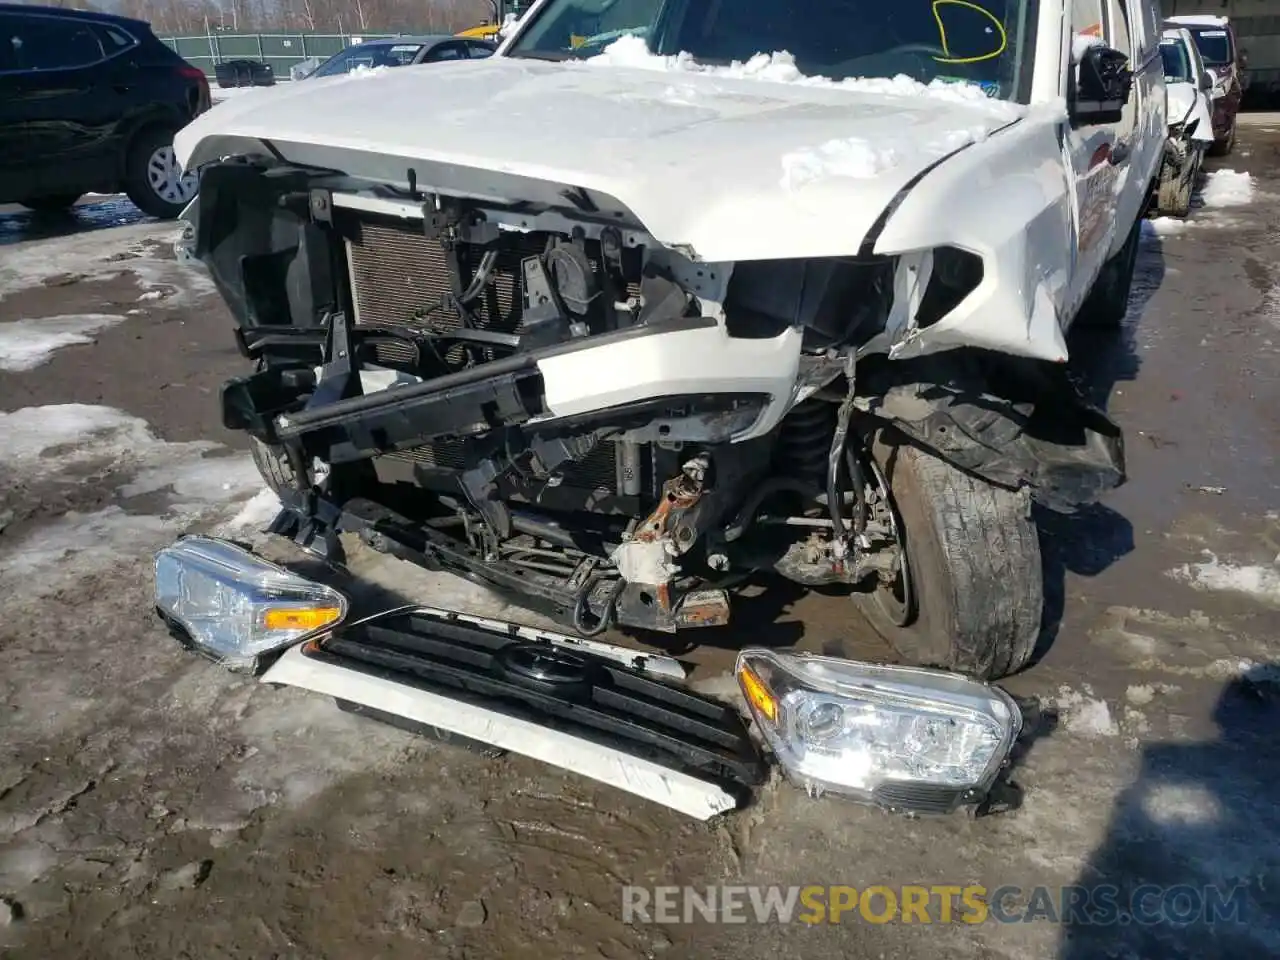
[{"x1": 851, "y1": 433, "x2": 1042, "y2": 680}]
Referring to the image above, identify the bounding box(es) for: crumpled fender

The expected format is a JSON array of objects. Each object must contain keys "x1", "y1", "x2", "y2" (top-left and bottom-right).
[{"x1": 871, "y1": 110, "x2": 1074, "y2": 365}]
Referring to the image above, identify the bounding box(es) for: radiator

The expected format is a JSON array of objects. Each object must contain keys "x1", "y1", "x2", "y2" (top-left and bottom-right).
[{"x1": 346, "y1": 218, "x2": 544, "y2": 335}]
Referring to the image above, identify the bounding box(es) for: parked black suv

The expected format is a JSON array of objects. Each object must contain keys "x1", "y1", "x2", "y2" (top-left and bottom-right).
[{"x1": 0, "y1": 4, "x2": 211, "y2": 219}]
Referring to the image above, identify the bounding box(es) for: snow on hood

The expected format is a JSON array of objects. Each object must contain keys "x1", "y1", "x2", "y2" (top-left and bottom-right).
[
  {"x1": 177, "y1": 46, "x2": 1023, "y2": 261},
  {"x1": 584, "y1": 36, "x2": 1021, "y2": 116}
]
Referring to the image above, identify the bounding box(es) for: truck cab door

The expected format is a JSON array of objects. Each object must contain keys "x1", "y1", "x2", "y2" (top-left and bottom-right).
[
  {"x1": 1063, "y1": 0, "x2": 1126, "y2": 317},
  {"x1": 1114, "y1": 0, "x2": 1165, "y2": 233}
]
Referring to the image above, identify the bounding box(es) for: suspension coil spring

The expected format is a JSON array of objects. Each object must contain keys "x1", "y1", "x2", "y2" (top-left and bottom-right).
[{"x1": 776, "y1": 399, "x2": 838, "y2": 481}]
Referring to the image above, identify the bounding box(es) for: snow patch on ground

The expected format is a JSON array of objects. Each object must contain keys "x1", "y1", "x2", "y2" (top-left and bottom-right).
[
  {"x1": 1168, "y1": 552, "x2": 1280, "y2": 604},
  {"x1": 217, "y1": 488, "x2": 283, "y2": 534},
  {"x1": 1200, "y1": 169, "x2": 1255, "y2": 208},
  {"x1": 585, "y1": 36, "x2": 1021, "y2": 119},
  {"x1": 1126, "y1": 683, "x2": 1180, "y2": 705},
  {"x1": 0, "y1": 222, "x2": 212, "y2": 305},
  {"x1": 0, "y1": 403, "x2": 153, "y2": 465},
  {"x1": 1146, "y1": 216, "x2": 1189, "y2": 236},
  {"x1": 0, "y1": 405, "x2": 262, "y2": 595},
  {"x1": 1055, "y1": 685, "x2": 1119, "y2": 738},
  {"x1": 0, "y1": 314, "x2": 124, "y2": 371},
  {"x1": 0, "y1": 506, "x2": 170, "y2": 582}
]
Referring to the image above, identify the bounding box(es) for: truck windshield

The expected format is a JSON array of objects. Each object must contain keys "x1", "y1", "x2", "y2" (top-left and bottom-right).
[
  {"x1": 1187, "y1": 26, "x2": 1232, "y2": 66},
  {"x1": 506, "y1": 0, "x2": 1039, "y2": 102},
  {"x1": 1159, "y1": 39, "x2": 1192, "y2": 82}
]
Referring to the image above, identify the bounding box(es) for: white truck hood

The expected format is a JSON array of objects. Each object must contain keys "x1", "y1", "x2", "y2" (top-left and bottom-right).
[{"x1": 176, "y1": 57, "x2": 1020, "y2": 262}]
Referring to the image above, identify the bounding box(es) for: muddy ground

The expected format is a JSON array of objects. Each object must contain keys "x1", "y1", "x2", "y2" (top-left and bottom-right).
[{"x1": 2, "y1": 128, "x2": 1280, "y2": 960}]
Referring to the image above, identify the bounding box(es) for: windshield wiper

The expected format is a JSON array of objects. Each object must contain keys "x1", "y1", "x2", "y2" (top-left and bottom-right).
[{"x1": 507, "y1": 49, "x2": 580, "y2": 62}]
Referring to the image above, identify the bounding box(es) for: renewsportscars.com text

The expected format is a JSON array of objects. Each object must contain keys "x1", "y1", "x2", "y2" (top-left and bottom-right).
[{"x1": 622, "y1": 884, "x2": 1249, "y2": 926}]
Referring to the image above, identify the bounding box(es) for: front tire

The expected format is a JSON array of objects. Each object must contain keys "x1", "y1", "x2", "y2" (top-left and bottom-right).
[
  {"x1": 1157, "y1": 145, "x2": 1195, "y2": 218},
  {"x1": 249, "y1": 437, "x2": 308, "y2": 498},
  {"x1": 124, "y1": 126, "x2": 198, "y2": 219},
  {"x1": 852, "y1": 435, "x2": 1043, "y2": 680}
]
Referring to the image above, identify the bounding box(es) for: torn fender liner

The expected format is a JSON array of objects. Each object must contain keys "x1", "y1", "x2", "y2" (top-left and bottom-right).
[
  {"x1": 863, "y1": 363, "x2": 1125, "y2": 512},
  {"x1": 262, "y1": 608, "x2": 765, "y2": 818}
]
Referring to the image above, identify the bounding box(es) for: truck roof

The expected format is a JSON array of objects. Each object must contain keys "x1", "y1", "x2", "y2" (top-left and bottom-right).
[{"x1": 1166, "y1": 14, "x2": 1230, "y2": 29}]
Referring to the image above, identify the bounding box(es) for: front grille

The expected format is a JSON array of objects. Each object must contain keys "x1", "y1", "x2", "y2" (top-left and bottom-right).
[
  {"x1": 389, "y1": 437, "x2": 620, "y2": 491},
  {"x1": 309, "y1": 607, "x2": 766, "y2": 791},
  {"x1": 347, "y1": 218, "x2": 543, "y2": 334}
]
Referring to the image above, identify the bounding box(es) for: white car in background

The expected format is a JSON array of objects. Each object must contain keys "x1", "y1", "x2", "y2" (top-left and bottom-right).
[{"x1": 1157, "y1": 25, "x2": 1215, "y2": 217}]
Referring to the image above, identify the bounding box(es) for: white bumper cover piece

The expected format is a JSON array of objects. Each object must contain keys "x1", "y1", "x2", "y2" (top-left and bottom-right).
[{"x1": 261, "y1": 643, "x2": 740, "y2": 820}]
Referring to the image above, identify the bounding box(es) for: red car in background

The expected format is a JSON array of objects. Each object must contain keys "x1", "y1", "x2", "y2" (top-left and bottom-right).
[{"x1": 1167, "y1": 14, "x2": 1245, "y2": 156}]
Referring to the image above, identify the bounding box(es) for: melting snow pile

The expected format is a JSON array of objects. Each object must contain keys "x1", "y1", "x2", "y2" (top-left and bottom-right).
[
  {"x1": 0, "y1": 221, "x2": 209, "y2": 304},
  {"x1": 1169, "y1": 551, "x2": 1280, "y2": 604},
  {"x1": 1200, "y1": 169, "x2": 1255, "y2": 208},
  {"x1": 586, "y1": 36, "x2": 1022, "y2": 119},
  {"x1": 0, "y1": 314, "x2": 124, "y2": 372},
  {"x1": 0, "y1": 404, "x2": 265, "y2": 595},
  {"x1": 1054, "y1": 685, "x2": 1119, "y2": 739},
  {"x1": 1146, "y1": 217, "x2": 1189, "y2": 237},
  {"x1": 217, "y1": 488, "x2": 284, "y2": 534}
]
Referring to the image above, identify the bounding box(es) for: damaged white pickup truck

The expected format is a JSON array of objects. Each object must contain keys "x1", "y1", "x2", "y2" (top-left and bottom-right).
[{"x1": 159, "y1": 0, "x2": 1166, "y2": 817}]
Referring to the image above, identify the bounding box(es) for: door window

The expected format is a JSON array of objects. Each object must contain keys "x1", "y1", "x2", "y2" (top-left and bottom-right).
[
  {"x1": 424, "y1": 41, "x2": 466, "y2": 61},
  {"x1": 465, "y1": 41, "x2": 496, "y2": 58},
  {"x1": 3, "y1": 16, "x2": 105, "y2": 72},
  {"x1": 94, "y1": 24, "x2": 138, "y2": 58}
]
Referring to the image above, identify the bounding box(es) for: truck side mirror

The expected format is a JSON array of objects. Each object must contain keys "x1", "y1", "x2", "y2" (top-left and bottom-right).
[
  {"x1": 1199, "y1": 70, "x2": 1213, "y2": 92},
  {"x1": 1071, "y1": 45, "x2": 1133, "y2": 126}
]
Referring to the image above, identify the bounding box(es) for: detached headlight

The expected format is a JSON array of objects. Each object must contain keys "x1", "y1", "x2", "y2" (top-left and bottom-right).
[
  {"x1": 154, "y1": 536, "x2": 347, "y2": 672},
  {"x1": 736, "y1": 650, "x2": 1021, "y2": 813}
]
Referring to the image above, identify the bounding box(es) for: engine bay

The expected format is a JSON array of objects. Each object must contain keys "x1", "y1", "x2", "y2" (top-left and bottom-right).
[{"x1": 192, "y1": 158, "x2": 1127, "y2": 639}]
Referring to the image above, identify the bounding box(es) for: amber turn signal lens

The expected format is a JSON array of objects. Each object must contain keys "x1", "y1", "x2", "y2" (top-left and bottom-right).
[
  {"x1": 737, "y1": 663, "x2": 778, "y2": 724},
  {"x1": 262, "y1": 607, "x2": 343, "y2": 632}
]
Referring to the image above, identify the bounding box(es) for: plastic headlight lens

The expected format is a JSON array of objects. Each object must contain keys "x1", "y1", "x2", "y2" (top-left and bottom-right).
[
  {"x1": 154, "y1": 536, "x2": 347, "y2": 671},
  {"x1": 735, "y1": 650, "x2": 1020, "y2": 810}
]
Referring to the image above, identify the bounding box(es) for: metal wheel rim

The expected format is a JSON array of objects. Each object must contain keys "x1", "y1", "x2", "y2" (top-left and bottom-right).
[
  {"x1": 146, "y1": 145, "x2": 197, "y2": 205},
  {"x1": 866, "y1": 456, "x2": 914, "y2": 627}
]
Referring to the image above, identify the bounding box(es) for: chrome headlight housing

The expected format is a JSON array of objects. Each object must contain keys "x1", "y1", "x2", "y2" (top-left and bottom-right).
[
  {"x1": 155, "y1": 536, "x2": 347, "y2": 672},
  {"x1": 736, "y1": 650, "x2": 1021, "y2": 813}
]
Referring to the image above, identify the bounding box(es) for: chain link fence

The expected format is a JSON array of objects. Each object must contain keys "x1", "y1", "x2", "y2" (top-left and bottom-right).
[{"x1": 160, "y1": 32, "x2": 407, "y2": 81}]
